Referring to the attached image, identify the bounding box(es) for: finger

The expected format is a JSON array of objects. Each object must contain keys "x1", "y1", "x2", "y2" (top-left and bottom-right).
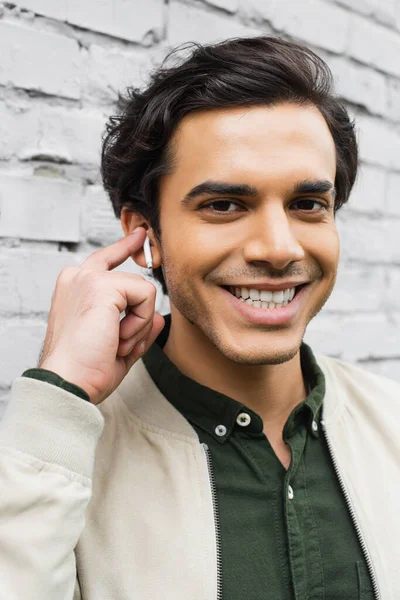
[
  {"x1": 117, "y1": 321, "x2": 154, "y2": 356},
  {"x1": 119, "y1": 310, "x2": 153, "y2": 341},
  {"x1": 123, "y1": 313, "x2": 166, "y2": 369},
  {"x1": 118, "y1": 276, "x2": 157, "y2": 322},
  {"x1": 81, "y1": 227, "x2": 146, "y2": 272},
  {"x1": 96, "y1": 271, "x2": 157, "y2": 317}
]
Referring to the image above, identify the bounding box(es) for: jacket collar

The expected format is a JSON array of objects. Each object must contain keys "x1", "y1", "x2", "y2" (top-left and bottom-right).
[{"x1": 115, "y1": 314, "x2": 330, "y2": 439}]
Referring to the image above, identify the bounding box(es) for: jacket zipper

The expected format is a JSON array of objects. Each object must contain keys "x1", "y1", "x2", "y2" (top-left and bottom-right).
[
  {"x1": 202, "y1": 443, "x2": 223, "y2": 600},
  {"x1": 321, "y1": 419, "x2": 380, "y2": 600}
]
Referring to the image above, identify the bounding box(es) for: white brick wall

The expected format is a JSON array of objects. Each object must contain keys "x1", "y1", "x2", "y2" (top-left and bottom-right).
[{"x1": 0, "y1": 0, "x2": 399, "y2": 409}]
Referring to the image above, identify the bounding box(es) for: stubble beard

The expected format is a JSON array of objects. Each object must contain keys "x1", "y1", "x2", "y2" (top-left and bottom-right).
[{"x1": 163, "y1": 262, "x2": 337, "y2": 367}]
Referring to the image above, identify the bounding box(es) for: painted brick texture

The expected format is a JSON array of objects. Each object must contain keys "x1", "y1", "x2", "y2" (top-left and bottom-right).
[{"x1": 0, "y1": 0, "x2": 399, "y2": 411}]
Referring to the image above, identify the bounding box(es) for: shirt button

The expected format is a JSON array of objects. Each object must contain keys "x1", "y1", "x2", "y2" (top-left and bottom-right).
[
  {"x1": 236, "y1": 412, "x2": 251, "y2": 427},
  {"x1": 215, "y1": 424, "x2": 227, "y2": 437},
  {"x1": 288, "y1": 485, "x2": 294, "y2": 500},
  {"x1": 312, "y1": 420, "x2": 318, "y2": 433}
]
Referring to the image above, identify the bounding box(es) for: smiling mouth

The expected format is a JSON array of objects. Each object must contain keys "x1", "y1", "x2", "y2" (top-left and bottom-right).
[{"x1": 222, "y1": 284, "x2": 308, "y2": 310}]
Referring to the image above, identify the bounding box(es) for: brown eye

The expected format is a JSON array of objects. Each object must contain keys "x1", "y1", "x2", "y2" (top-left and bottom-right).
[
  {"x1": 201, "y1": 200, "x2": 244, "y2": 213},
  {"x1": 292, "y1": 199, "x2": 326, "y2": 211}
]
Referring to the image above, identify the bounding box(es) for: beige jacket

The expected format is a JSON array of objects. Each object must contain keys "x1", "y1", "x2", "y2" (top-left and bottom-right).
[{"x1": 0, "y1": 353, "x2": 399, "y2": 600}]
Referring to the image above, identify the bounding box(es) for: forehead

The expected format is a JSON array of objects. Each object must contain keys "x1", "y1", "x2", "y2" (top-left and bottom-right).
[{"x1": 166, "y1": 103, "x2": 336, "y2": 193}]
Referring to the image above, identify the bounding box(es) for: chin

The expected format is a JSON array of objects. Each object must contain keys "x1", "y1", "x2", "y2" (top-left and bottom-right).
[{"x1": 213, "y1": 332, "x2": 304, "y2": 366}]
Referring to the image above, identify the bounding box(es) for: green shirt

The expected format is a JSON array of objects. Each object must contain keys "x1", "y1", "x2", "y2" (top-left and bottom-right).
[
  {"x1": 23, "y1": 314, "x2": 374, "y2": 599},
  {"x1": 142, "y1": 314, "x2": 374, "y2": 600}
]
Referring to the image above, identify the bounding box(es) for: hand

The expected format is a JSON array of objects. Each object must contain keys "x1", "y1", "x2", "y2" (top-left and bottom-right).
[{"x1": 39, "y1": 227, "x2": 165, "y2": 405}]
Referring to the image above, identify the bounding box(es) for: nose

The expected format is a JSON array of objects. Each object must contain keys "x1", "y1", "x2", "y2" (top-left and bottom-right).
[{"x1": 242, "y1": 203, "x2": 305, "y2": 270}]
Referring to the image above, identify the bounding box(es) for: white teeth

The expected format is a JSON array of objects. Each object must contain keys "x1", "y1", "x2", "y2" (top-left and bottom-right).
[
  {"x1": 260, "y1": 290, "x2": 272, "y2": 302},
  {"x1": 228, "y1": 285, "x2": 298, "y2": 309},
  {"x1": 249, "y1": 289, "x2": 260, "y2": 301},
  {"x1": 272, "y1": 290, "x2": 284, "y2": 303}
]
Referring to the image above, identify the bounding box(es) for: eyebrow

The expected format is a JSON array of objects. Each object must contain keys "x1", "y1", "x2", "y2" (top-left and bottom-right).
[
  {"x1": 180, "y1": 178, "x2": 336, "y2": 206},
  {"x1": 180, "y1": 180, "x2": 258, "y2": 206},
  {"x1": 293, "y1": 179, "x2": 336, "y2": 198}
]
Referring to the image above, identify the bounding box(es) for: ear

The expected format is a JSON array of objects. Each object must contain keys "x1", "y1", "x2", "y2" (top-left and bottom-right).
[{"x1": 121, "y1": 210, "x2": 162, "y2": 269}]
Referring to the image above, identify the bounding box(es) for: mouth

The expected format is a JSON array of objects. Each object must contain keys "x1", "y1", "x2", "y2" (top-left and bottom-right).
[
  {"x1": 222, "y1": 283, "x2": 308, "y2": 310},
  {"x1": 220, "y1": 283, "x2": 310, "y2": 327}
]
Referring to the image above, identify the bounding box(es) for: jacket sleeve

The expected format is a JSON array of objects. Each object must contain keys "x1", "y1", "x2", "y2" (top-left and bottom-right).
[
  {"x1": 22, "y1": 368, "x2": 91, "y2": 402},
  {"x1": 0, "y1": 376, "x2": 105, "y2": 600}
]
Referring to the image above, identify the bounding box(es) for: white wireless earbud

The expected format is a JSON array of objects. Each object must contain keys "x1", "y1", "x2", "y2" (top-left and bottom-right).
[{"x1": 143, "y1": 232, "x2": 153, "y2": 269}]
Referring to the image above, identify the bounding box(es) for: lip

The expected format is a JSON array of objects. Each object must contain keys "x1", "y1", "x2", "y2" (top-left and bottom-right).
[
  {"x1": 224, "y1": 281, "x2": 309, "y2": 292},
  {"x1": 221, "y1": 283, "x2": 310, "y2": 326}
]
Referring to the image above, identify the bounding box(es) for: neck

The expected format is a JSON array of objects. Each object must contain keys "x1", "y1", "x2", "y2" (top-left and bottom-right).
[{"x1": 163, "y1": 307, "x2": 308, "y2": 431}]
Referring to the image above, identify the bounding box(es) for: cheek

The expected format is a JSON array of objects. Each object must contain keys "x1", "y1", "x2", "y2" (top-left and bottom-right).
[
  {"x1": 307, "y1": 225, "x2": 340, "y2": 277},
  {"x1": 162, "y1": 212, "x2": 230, "y2": 275}
]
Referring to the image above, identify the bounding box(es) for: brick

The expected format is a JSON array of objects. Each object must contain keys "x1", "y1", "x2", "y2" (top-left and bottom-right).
[
  {"x1": 356, "y1": 115, "x2": 400, "y2": 170},
  {"x1": 81, "y1": 185, "x2": 122, "y2": 246},
  {"x1": 82, "y1": 45, "x2": 152, "y2": 103},
  {"x1": 30, "y1": 107, "x2": 105, "y2": 165},
  {"x1": 0, "y1": 249, "x2": 83, "y2": 315},
  {"x1": 247, "y1": 0, "x2": 350, "y2": 54},
  {"x1": 0, "y1": 103, "x2": 105, "y2": 165},
  {"x1": 0, "y1": 318, "x2": 47, "y2": 387},
  {"x1": 387, "y1": 78, "x2": 400, "y2": 123},
  {"x1": 336, "y1": 0, "x2": 396, "y2": 20},
  {"x1": 348, "y1": 164, "x2": 386, "y2": 214},
  {"x1": 0, "y1": 173, "x2": 82, "y2": 242},
  {"x1": 15, "y1": 0, "x2": 164, "y2": 41},
  {"x1": 337, "y1": 0, "x2": 398, "y2": 27},
  {"x1": 371, "y1": 0, "x2": 399, "y2": 27},
  {"x1": 0, "y1": 21, "x2": 80, "y2": 99},
  {"x1": 305, "y1": 312, "x2": 400, "y2": 361},
  {"x1": 0, "y1": 103, "x2": 38, "y2": 161},
  {"x1": 334, "y1": 0, "x2": 371, "y2": 15},
  {"x1": 387, "y1": 268, "x2": 400, "y2": 310},
  {"x1": 323, "y1": 264, "x2": 385, "y2": 312},
  {"x1": 358, "y1": 360, "x2": 400, "y2": 384},
  {"x1": 387, "y1": 172, "x2": 400, "y2": 216},
  {"x1": 14, "y1": 0, "x2": 67, "y2": 20},
  {"x1": 204, "y1": 0, "x2": 239, "y2": 13},
  {"x1": 348, "y1": 15, "x2": 400, "y2": 78},
  {"x1": 168, "y1": 0, "x2": 262, "y2": 45},
  {"x1": 327, "y1": 56, "x2": 387, "y2": 116},
  {"x1": 67, "y1": 0, "x2": 164, "y2": 43},
  {"x1": 336, "y1": 211, "x2": 400, "y2": 263}
]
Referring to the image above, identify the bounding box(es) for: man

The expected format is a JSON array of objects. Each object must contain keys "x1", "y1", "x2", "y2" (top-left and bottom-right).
[{"x1": 0, "y1": 37, "x2": 398, "y2": 600}]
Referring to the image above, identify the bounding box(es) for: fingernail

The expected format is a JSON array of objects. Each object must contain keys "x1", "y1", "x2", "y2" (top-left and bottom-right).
[
  {"x1": 138, "y1": 341, "x2": 146, "y2": 354},
  {"x1": 130, "y1": 227, "x2": 142, "y2": 235}
]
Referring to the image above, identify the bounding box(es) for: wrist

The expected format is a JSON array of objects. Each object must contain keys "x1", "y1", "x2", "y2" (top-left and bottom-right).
[
  {"x1": 23, "y1": 367, "x2": 91, "y2": 402},
  {"x1": 39, "y1": 359, "x2": 94, "y2": 402}
]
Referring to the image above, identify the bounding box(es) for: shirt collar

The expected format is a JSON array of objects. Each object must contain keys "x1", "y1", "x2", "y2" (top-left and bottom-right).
[{"x1": 142, "y1": 314, "x2": 325, "y2": 443}]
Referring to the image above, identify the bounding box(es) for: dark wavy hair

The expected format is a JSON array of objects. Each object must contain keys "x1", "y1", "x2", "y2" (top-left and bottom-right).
[{"x1": 101, "y1": 36, "x2": 358, "y2": 295}]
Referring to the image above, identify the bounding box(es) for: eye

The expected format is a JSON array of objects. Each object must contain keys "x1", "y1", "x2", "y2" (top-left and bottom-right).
[
  {"x1": 200, "y1": 200, "x2": 245, "y2": 214},
  {"x1": 291, "y1": 198, "x2": 327, "y2": 212}
]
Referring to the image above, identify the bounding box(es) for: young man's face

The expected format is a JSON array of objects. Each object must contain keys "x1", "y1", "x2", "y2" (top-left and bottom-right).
[{"x1": 158, "y1": 103, "x2": 339, "y2": 365}]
